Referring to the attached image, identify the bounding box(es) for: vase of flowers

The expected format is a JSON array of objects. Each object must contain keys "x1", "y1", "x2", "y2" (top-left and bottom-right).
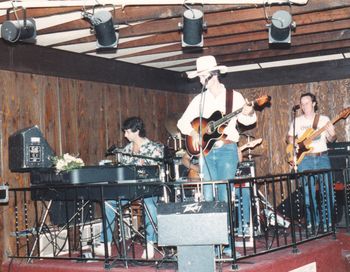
[{"x1": 51, "y1": 153, "x2": 85, "y2": 173}]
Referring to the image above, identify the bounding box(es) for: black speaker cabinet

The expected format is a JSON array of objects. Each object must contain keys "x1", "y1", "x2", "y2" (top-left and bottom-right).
[
  {"x1": 9, "y1": 125, "x2": 55, "y2": 172},
  {"x1": 329, "y1": 155, "x2": 349, "y2": 227},
  {"x1": 329, "y1": 155, "x2": 349, "y2": 183},
  {"x1": 157, "y1": 201, "x2": 228, "y2": 246}
]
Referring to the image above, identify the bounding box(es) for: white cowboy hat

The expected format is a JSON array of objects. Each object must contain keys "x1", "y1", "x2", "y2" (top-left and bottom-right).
[{"x1": 187, "y1": 55, "x2": 227, "y2": 79}]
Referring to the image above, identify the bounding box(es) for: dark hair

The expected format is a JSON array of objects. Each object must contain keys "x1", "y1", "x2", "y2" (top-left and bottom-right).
[
  {"x1": 122, "y1": 117, "x2": 146, "y2": 137},
  {"x1": 300, "y1": 92, "x2": 318, "y2": 111}
]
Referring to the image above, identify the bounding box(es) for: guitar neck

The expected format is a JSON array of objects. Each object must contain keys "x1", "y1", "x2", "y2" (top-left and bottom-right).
[
  {"x1": 305, "y1": 114, "x2": 341, "y2": 144},
  {"x1": 213, "y1": 107, "x2": 243, "y2": 129}
]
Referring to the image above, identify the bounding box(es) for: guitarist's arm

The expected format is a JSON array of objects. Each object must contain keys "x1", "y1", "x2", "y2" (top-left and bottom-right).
[
  {"x1": 325, "y1": 121, "x2": 337, "y2": 142},
  {"x1": 236, "y1": 97, "x2": 257, "y2": 126}
]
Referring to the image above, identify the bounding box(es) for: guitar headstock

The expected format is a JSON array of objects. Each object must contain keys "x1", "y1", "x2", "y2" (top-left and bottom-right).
[
  {"x1": 339, "y1": 107, "x2": 350, "y2": 119},
  {"x1": 254, "y1": 95, "x2": 271, "y2": 107},
  {"x1": 246, "y1": 138, "x2": 263, "y2": 149}
]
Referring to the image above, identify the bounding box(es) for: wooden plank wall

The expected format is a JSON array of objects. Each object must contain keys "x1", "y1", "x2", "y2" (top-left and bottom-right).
[
  {"x1": 0, "y1": 70, "x2": 191, "y2": 264},
  {"x1": 0, "y1": 68, "x2": 349, "y2": 265}
]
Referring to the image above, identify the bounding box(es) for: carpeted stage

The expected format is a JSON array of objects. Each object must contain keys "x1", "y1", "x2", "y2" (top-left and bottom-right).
[{"x1": 3, "y1": 230, "x2": 350, "y2": 272}]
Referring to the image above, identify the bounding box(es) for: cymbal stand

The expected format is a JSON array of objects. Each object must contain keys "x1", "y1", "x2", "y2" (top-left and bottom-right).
[{"x1": 246, "y1": 134, "x2": 254, "y2": 161}]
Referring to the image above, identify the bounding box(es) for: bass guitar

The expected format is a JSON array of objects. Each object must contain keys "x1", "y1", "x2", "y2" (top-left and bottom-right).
[
  {"x1": 185, "y1": 95, "x2": 270, "y2": 157},
  {"x1": 286, "y1": 107, "x2": 350, "y2": 166}
]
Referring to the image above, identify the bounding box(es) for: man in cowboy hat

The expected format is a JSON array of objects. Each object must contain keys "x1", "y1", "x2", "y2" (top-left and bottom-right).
[{"x1": 177, "y1": 55, "x2": 257, "y2": 253}]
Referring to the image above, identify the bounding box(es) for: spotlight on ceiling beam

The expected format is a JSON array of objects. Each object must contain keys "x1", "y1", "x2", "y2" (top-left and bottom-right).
[
  {"x1": 267, "y1": 10, "x2": 296, "y2": 47},
  {"x1": 179, "y1": 8, "x2": 207, "y2": 48},
  {"x1": 1, "y1": 10, "x2": 36, "y2": 43},
  {"x1": 83, "y1": 9, "x2": 118, "y2": 49}
]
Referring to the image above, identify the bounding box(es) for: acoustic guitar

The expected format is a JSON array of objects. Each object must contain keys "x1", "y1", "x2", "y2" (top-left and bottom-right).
[
  {"x1": 185, "y1": 95, "x2": 270, "y2": 157},
  {"x1": 286, "y1": 107, "x2": 350, "y2": 166}
]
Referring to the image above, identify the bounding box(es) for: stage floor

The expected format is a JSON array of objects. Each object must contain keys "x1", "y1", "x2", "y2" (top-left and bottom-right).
[{"x1": 3, "y1": 230, "x2": 350, "y2": 272}]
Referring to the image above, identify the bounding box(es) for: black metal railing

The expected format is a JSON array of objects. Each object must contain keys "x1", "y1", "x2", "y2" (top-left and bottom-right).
[{"x1": 8, "y1": 167, "x2": 350, "y2": 269}]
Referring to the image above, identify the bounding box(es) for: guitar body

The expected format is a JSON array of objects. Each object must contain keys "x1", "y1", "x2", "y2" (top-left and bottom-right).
[
  {"x1": 184, "y1": 95, "x2": 271, "y2": 157},
  {"x1": 286, "y1": 128, "x2": 315, "y2": 165},
  {"x1": 185, "y1": 111, "x2": 226, "y2": 157}
]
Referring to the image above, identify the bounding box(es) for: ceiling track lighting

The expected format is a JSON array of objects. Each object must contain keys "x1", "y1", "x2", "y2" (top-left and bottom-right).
[
  {"x1": 82, "y1": 5, "x2": 118, "y2": 50},
  {"x1": 1, "y1": 7, "x2": 36, "y2": 43},
  {"x1": 267, "y1": 9, "x2": 296, "y2": 48},
  {"x1": 178, "y1": 7, "x2": 207, "y2": 48}
]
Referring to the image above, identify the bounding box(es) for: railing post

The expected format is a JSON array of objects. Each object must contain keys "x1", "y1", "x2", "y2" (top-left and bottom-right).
[{"x1": 287, "y1": 173, "x2": 299, "y2": 253}]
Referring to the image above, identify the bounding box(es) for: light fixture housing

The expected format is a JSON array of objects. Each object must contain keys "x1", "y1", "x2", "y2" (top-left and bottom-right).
[
  {"x1": 83, "y1": 9, "x2": 118, "y2": 49},
  {"x1": 268, "y1": 10, "x2": 295, "y2": 46},
  {"x1": 1, "y1": 17, "x2": 36, "y2": 43},
  {"x1": 179, "y1": 9, "x2": 207, "y2": 48},
  {"x1": 91, "y1": 10, "x2": 118, "y2": 48}
]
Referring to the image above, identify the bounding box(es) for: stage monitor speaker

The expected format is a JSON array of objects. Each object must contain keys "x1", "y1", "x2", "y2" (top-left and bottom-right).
[
  {"x1": 157, "y1": 201, "x2": 228, "y2": 246},
  {"x1": 9, "y1": 125, "x2": 55, "y2": 172}
]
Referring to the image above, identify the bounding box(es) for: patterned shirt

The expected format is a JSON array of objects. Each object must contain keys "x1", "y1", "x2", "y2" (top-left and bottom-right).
[{"x1": 120, "y1": 138, "x2": 164, "y2": 166}]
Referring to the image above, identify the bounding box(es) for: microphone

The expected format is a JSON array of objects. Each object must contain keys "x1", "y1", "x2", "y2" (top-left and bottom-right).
[
  {"x1": 105, "y1": 144, "x2": 117, "y2": 156},
  {"x1": 292, "y1": 104, "x2": 300, "y2": 111},
  {"x1": 205, "y1": 73, "x2": 214, "y2": 84}
]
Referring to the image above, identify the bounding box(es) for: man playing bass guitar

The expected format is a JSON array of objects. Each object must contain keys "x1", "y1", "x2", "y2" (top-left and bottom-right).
[{"x1": 286, "y1": 92, "x2": 336, "y2": 232}]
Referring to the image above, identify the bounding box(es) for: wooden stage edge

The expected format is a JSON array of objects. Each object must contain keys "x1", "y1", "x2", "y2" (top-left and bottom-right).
[{"x1": 2, "y1": 229, "x2": 350, "y2": 272}]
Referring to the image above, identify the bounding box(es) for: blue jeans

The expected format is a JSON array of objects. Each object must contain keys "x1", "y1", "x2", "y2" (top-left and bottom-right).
[
  {"x1": 201, "y1": 143, "x2": 238, "y2": 253},
  {"x1": 101, "y1": 197, "x2": 158, "y2": 243},
  {"x1": 298, "y1": 155, "x2": 333, "y2": 228},
  {"x1": 201, "y1": 143, "x2": 238, "y2": 202}
]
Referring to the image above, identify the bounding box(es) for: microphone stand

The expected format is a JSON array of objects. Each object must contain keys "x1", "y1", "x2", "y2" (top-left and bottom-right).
[
  {"x1": 197, "y1": 77, "x2": 211, "y2": 201},
  {"x1": 291, "y1": 107, "x2": 298, "y2": 174}
]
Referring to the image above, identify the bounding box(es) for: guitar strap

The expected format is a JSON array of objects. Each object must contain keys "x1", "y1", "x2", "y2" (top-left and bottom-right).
[
  {"x1": 226, "y1": 89, "x2": 233, "y2": 114},
  {"x1": 312, "y1": 113, "x2": 320, "y2": 130}
]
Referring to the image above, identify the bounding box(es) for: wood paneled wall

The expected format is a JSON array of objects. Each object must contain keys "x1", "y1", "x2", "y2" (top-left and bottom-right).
[
  {"x1": 0, "y1": 68, "x2": 349, "y2": 266},
  {"x1": 0, "y1": 70, "x2": 191, "y2": 264}
]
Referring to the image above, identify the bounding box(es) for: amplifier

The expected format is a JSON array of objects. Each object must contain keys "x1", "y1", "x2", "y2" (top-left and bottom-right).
[
  {"x1": 327, "y1": 142, "x2": 350, "y2": 156},
  {"x1": 9, "y1": 126, "x2": 55, "y2": 172},
  {"x1": 235, "y1": 160, "x2": 255, "y2": 178},
  {"x1": 157, "y1": 201, "x2": 228, "y2": 246}
]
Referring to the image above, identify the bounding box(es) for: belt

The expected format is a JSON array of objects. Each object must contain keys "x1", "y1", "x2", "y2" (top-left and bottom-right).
[
  {"x1": 221, "y1": 139, "x2": 234, "y2": 145},
  {"x1": 305, "y1": 151, "x2": 328, "y2": 157},
  {"x1": 214, "y1": 139, "x2": 235, "y2": 148}
]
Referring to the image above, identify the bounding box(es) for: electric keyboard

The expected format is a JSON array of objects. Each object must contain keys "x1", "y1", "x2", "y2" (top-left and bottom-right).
[{"x1": 30, "y1": 165, "x2": 160, "y2": 185}]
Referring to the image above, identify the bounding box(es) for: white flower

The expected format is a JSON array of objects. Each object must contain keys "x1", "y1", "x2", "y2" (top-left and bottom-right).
[{"x1": 51, "y1": 153, "x2": 85, "y2": 173}]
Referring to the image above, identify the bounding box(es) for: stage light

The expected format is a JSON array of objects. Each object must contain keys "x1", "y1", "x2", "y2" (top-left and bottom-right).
[
  {"x1": 267, "y1": 10, "x2": 296, "y2": 46},
  {"x1": 179, "y1": 8, "x2": 207, "y2": 48},
  {"x1": 83, "y1": 10, "x2": 118, "y2": 49},
  {"x1": 1, "y1": 17, "x2": 36, "y2": 43}
]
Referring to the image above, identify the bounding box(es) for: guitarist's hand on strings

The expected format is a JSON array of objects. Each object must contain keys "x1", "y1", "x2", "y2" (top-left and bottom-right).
[
  {"x1": 325, "y1": 121, "x2": 336, "y2": 142},
  {"x1": 242, "y1": 99, "x2": 254, "y2": 116},
  {"x1": 190, "y1": 130, "x2": 200, "y2": 152}
]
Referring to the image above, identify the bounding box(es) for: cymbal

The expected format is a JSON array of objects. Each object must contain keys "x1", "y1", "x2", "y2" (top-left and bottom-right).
[{"x1": 165, "y1": 113, "x2": 182, "y2": 137}]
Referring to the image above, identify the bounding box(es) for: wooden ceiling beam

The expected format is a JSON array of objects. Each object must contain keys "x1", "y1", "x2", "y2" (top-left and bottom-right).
[{"x1": 140, "y1": 29, "x2": 350, "y2": 68}]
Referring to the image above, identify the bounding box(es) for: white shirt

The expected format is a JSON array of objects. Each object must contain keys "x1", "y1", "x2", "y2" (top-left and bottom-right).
[
  {"x1": 288, "y1": 114, "x2": 330, "y2": 153},
  {"x1": 177, "y1": 87, "x2": 257, "y2": 142}
]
